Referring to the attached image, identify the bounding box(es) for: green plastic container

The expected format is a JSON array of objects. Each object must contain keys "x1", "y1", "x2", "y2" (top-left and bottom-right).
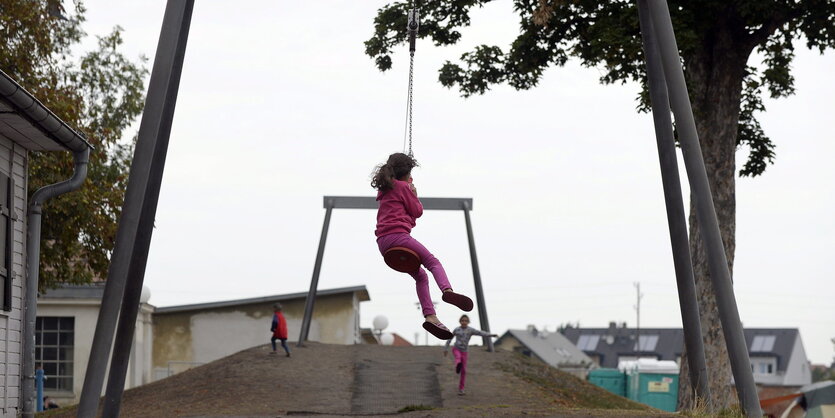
[
  {"x1": 588, "y1": 368, "x2": 626, "y2": 397},
  {"x1": 624, "y1": 360, "x2": 680, "y2": 412}
]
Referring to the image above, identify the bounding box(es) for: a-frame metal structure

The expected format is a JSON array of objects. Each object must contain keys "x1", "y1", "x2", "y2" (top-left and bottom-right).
[
  {"x1": 297, "y1": 196, "x2": 492, "y2": 352},
  {"x1": 61, "y1": 1, "x2": 763, "y2": 417}
]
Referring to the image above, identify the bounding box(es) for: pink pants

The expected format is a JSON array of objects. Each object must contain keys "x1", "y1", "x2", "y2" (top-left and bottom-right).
[
  {"x1": 453, "y1": 348, "x2": 468, "y2": 390},
  {"x1": 377, "y1": 233, "x2": 451, "y2": 316}
]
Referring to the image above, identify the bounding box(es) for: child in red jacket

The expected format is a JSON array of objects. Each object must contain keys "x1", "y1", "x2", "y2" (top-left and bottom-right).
[
  {"x1": 371, "y1": 153, "x2": 473, "y2": 340},
  {"x1": 270, "y1": 303, "x2": 290, "y2": 357}
]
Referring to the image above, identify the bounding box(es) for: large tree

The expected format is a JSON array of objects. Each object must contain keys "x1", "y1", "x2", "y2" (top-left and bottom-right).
[
  {"x1": 366, "y1": 0, "x2": 835, "y2": 411},
  {"x1": 0, "y1": 0, "x2": 146, "y2": 289}
]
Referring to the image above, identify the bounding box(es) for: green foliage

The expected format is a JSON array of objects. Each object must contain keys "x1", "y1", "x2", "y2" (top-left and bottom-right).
[
  {"x1": 812, "y1": 366, "x2": 835, "y2": 383},
  {"x1": 366, "y1": 0, "x2": 835, "y2": 176},
  {"x1": 812, "y1": 340, "x2": 835, "y2": 384},
  {"x1": 0, "y1": 0, "x2": 147, "y2": 288},
  {"x1": 738, "y1": 68, "x2": 776, "y2": 177}
]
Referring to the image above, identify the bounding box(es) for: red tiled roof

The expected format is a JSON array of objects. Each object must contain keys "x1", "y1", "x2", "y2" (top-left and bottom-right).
[{"x1": 391, "y1": 333, "x2": 412, "y2": 347}]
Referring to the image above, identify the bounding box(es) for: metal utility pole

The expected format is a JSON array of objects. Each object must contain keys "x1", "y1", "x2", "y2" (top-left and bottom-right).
[
  {"x1": 635, "y1": 0, "x2": 709, "y2": 401},
  {"x1": 645, "y1": 1, "x2": 762, "y2": 416},
  {"x1": 77, "y1": 1, "x2": 194, "y2": 416},
  {"x1": 462, "y1": 201, "x2": 493, "y2": 352},
  {"x1": 634, "y1": 282, "x2": 643, "y2": 354},
  {"x1": 297, "y1": 200, "x2": 334, "y2": 347}
]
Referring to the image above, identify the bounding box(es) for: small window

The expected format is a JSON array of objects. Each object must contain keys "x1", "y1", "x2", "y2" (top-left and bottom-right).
[
  {"x1": 751, "y1": 335, "x2": 776, "y2": 352},
  {"x1": 577, "y1": 335, "x2": 600, "y2": 351},
  {"x1": 634, "y1": 335, "x2": 659, "y2": 351},
  {"x1": 751, "y1": 357, "x2": 776, "y2": 376},
  {"x1": 0, "y1": 171, "x2": 13, "y2": 312},
  {"x1": 36, "y1": 316, "x2": 75, "y2": 391}
]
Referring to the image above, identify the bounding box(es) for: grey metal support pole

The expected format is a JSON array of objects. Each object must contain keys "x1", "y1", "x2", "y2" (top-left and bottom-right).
[
  {"x1": 636, "y1": 0, "x2": 710, "y2": 403},
  {"x1": 77, "y1": 1, "x2": 194, "y2": 416},
  {"x1": 462, "y1": 202, "x2": 493, "y2": 352},
  {"x1": 646, "y1": 1, "x2": 761, "y2": 416},
  {"x1": 102, "y1": 1, "x2": 193, "y2": 415},
  {"x1": 298, "y1": 201, "x2": 334, "y2": 346}
]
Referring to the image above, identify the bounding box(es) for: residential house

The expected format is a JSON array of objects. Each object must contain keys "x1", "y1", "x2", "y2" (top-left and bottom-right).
[
  {"x1": 32, "y1": 284, "x2": 369, "y2": 405},
  {"x1": 152, "y1": 285, "x2": 369, "y2": 379},
  {"x1": 561, "y1": 323, "x2": 682, "y2": 368},
  {"x1": 495, "y1": 326, "x2": 594, "y2": 378},
  {"x1": 562, "y1": 324, "x2": 812, "y2": 388},
  {"x1": 745, "y1": 329, "x2": 814, "y2": 417},
  {"x1": 745, "y1": 329, "x2": 811, "y2": 387},
  {"x1": 0, "y1": 70, "x2": 92, "y2": 417},
  {"x1": 36, "y1": 284, "x2": 155, "y2": 404}
]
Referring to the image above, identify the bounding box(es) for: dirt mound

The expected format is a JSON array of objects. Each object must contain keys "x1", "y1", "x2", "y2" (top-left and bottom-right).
[{"x1": 45, "y1": 343, "x2": 675, "y2": 417}]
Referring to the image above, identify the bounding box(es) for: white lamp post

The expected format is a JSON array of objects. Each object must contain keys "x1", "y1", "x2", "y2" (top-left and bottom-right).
[
  {"x1": 380, "y1": 333, "x2": 395, "y2": 346},
  {"x1": 372, "y1": 315, "x2": 389, "y2": 343}
]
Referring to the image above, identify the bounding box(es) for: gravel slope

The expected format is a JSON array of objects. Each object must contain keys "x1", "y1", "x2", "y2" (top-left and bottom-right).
[{"x1": 44, "y1": 342, "x2": 676, "y2": 417}]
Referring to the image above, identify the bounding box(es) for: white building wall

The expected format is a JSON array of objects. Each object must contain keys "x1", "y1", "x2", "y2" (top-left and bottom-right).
[
  {"x1": 35, "y1": 303, "x2": 100, "y2": 403},
  {"x1": 0, "y1": 137, "x2": 28, "y2": 418},
  {"x1": 352, "y1": 294, "x2": 361, "y2": 344},
  {"x1": 783, "y1": 333, "x2": 812, "y2": 386},
  {"x1": 190, "y1": 311, "x2": 305, "y2": 364},
  {"x1": 129, "y1": 303, "x2": 154, "y2": 388},
  {"x1": 37, "y1": 300, "x2": 154, "y2": 405}
]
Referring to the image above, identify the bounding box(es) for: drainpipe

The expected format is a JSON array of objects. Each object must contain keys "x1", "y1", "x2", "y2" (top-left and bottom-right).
[{"x1": 21, "y1": 147, "x2": 90, "y2": 418}]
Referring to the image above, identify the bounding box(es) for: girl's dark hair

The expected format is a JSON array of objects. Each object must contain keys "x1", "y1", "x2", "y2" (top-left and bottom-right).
[
  {"x1": 371, "y1": 153, "x2": 418, "y2": 191},
  {"x1": 459, "y1": 314, "x2": 470, "y2": 321}
]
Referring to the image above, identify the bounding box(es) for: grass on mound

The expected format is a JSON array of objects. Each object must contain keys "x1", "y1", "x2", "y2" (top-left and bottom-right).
[
  {"x1": 398, "y1": 404, "x2": 435, "y2": 413},
  {"x1": 497, "y1": 352, "x2": 653, "y2": 411}
]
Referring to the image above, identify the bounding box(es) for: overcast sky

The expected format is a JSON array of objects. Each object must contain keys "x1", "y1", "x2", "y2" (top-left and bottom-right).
[{"x1": 75, "y1": 1, "x2": 834, "y2": 363}]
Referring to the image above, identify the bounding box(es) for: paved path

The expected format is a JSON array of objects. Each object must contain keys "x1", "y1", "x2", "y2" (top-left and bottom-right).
[{"x1": 350, "y1": 345, "x2": 443, "y2": 414}]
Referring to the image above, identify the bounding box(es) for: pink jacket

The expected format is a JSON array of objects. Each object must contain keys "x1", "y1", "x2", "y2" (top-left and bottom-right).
[{"x1": 375, "y1": 180, "x2": 423, "y2": 237}]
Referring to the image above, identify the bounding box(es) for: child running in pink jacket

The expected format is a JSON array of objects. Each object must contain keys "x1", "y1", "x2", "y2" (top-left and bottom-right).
[{"x1": 371, "y1": 152, "x2": 473, "y2": 340}]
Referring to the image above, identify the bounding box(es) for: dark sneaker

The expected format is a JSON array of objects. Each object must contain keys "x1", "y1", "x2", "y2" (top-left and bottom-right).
[
  {"x1": 456, "y1": 363, "x2": 463, "y2": 374},
  {"x1": 423, "y1": 321, "x2": 454, "y2": 340},
  {"x1": 442, "y1": 291, "x2": 474, "y2": 312}
]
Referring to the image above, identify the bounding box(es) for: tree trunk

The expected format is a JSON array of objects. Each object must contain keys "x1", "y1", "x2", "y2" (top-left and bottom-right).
[{"x1": 675, "y1": 27, "x2": 752, "y2": 412}]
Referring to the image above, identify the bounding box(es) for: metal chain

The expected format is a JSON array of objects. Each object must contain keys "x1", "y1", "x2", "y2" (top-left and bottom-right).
[
  {"x1": 404, "y1": 2, "x2": 418, "y2": 158},
  {"x1": 405, "y1": 51, "x2": 415, "y2": 157}
]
